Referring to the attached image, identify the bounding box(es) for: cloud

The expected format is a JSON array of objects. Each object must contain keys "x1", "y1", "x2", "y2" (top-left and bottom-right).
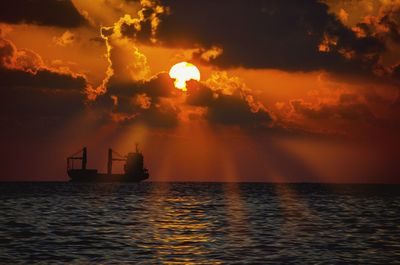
[
  {"x1": 0, "y1": 36, "x2": 88, "y2": 129},
  {"x1": 196, "y1": 46, "x2": 223, "y2": 62},
  {"x1": 118, "y1": 0, "x2": 386, "y2": 77},
  {"x1": 87, "y1": 1, "x2": 280, "y2": 129},
  {"x1": 0, "y1": 0, "x2": 86, "y2": 28},
  {"x1": 392, "y1": 63, "x2": 400, "y2": 81},
  {"x1": 95, "y1": 96, "x2": 180, "y2": 128},
  {"x1": 186, "y1": 72, "x2": 272, "y2": 126},
  {"x1": 186, "y1": 81, "x2": 214, "y2": 107},
  {"x1": 107, "y1": 72, "x2": 174, "y2": 100},
  {"x1": 0, "y1": 37, "x2": 45, "y2": 72},
  {"x1": 0, "y1": 68, "x2": 86, "y2": 90},
  {"x1": 53, "y1": 31, "x2": 75, "y2": 47},
  {"x1": 93, "y1": 72, "x2": 180, "y2": 127},
  {"x1": 135, "y1": 93, "x2": 152, "y2": 109},
  {"x1": 0, "y1": 36, "x2": 87, "y2": 89},
  {"x1": 207, "y1": 94, "x2": 272, "y2": 126},
  {"x1": 290, "y1": 98, "x2": 375, "y2": 122},
  {"x1": 350, "y1": 2, "x2": 400, "y2": 43},
  {"x1": 325, "y1": 1, "x2": 400, "y2": 80},
  {"x1": 94, "y1": 1, "x2": 391, "y2": 131},
  {"x1": 117, "y1": 0, "x2": 168, "y2": 43},
  {"x1": 92, "y1": 9, "x2": 165, "y2": 98},
  {"x1": 94, "y1": 69, "x2": 272, "y2": 128},
  {"x1": 0, "y1": 72, "x2": 85, "y2": 117}
]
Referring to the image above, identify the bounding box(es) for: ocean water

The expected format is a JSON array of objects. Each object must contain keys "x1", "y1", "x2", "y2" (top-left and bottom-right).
[{"x1": 0, "y1": 183, "x2": 399, "y2": 264}]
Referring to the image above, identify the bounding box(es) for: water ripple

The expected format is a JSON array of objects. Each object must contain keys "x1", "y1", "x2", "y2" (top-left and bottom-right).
[{"x1": 0, "y1": 183, "x2": 399, "y2": 264}]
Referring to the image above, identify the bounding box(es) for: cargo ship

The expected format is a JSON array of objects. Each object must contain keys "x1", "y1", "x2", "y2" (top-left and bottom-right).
[{"x1": 67, "y1": 144, "x2": 149, "y2": 182}]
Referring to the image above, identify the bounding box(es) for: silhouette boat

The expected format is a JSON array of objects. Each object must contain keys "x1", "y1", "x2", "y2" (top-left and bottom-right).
[{"x1": 67, "y1": 144, "x2": 149, "y2": 182}]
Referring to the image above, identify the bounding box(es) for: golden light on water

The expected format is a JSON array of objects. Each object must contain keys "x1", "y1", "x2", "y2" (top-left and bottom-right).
[{"x1": 169, "y1": 62, "x2": 200, "y2": 91}]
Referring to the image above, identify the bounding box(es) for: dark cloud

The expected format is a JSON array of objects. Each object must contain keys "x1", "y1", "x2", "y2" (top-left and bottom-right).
[
  {"x1": 339, "y1": 93, "x2": 359, "y2": 104},
  {"x1": 0, "y1": 36, "x2": 87, "y2": 90},
  {"x1": 119, "y1": 102, "x2": 180, "y2": 128},
  {"x1": 0, "y1": 68, "x2": 86, "y2": 90},
  {"x1": 356, "y1": 4, "x2": 400, "y2": 44},
  {"x1": 186, "y1": 80, "x2": 272, "y2": 126},
  {"x1": 93, "y1": 73, "x2": 180, "y2": 128},
  {"x1": 186, "y1": 81, "x2": 214, "y2": 107},
  {"x1": 123, "y1": 0, "x2": 385, "y2": 74},
  {"x1": 0, "y1": 67, "x2": 86, "y2": 135},
  {"x1": 207, "y1": 94, "x2": 272, "y2": 126},
  {"x1": 0, "y1": 0, "x2": 86, "y2": 28},
  {"x1": 290, "y1": 99, "x2": 375, "y2": 122},
  {"x1": 94, "y1": 71, "x2": 271, "y2": 128},
  {"x1": 107, "y1": 72, "x2": 174, "y2": 100},
  {"x1": 392, "y1": 64, "x2": 400, "y2": 81},
  {"x1": 0, "y1": 75, "x2": 84, "y2": 119},
  {"x1": 0, "y1": 37, "x2": 88, "y2": 131}
]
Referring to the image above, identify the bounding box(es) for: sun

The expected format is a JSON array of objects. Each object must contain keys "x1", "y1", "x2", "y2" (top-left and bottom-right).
[{"x1": 169, "y1": 62, "x2": 200, "y2": 91}]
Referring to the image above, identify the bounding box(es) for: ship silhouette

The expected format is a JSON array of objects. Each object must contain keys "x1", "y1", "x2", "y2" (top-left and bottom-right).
[{"x1": 67, "y1": 144, "x2": 149, "y2": 182}]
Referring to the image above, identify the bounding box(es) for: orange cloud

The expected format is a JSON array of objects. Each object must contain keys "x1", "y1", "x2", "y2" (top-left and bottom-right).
[
  {"x1": 135, "y1": 93, "x2": 152, "y2": 109},
  {"x1": 91, "y1": 1, "x2": 167, "y2": 99},
  {"x1": 53, "y1": 30, "x2": 75, "y2": 47}
]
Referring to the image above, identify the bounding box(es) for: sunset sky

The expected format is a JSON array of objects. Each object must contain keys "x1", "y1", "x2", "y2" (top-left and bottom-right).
[{"x1": 0, "y1": 0, "x2": 399, "y2": 182}]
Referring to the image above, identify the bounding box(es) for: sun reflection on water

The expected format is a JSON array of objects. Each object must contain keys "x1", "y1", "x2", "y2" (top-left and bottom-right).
[{"x1": 141, "y1": 184, "x2": 222, "y2": 265}]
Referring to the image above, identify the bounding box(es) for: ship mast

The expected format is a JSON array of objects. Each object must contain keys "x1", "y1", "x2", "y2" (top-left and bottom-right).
[
  {"x1": 82, "y1": 147, "x2": 87, "y2": 170},
  {"x1": 67, "y1": 147, "x2": 87, "y2": 170},
  {"x1": 107, "y1": 148, "x2": 126, "y2": 175},
  {"x1": 107, "y1": 148, "x2": 112, "y2": 175},
  {"x1": 136, "y1": 143, "x2": 140, "y2": 153}
]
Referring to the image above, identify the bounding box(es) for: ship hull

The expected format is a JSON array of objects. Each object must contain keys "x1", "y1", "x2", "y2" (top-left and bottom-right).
[{"x1": 68, "y1": 169, "x2": 149, "y2": 182}]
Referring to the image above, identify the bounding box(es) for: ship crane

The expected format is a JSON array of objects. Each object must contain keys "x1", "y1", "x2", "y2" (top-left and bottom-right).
[
  {"x1": 107, "y1": 149, "x2": 127, "y2": 175},
  {"x1": 67, "y1": 147, "x2": 88, "y2": 171}
]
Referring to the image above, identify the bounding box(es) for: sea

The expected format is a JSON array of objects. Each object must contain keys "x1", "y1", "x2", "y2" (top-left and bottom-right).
[{"x1": 0, "y1": 182, "x2": 399, "y2": 264}]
